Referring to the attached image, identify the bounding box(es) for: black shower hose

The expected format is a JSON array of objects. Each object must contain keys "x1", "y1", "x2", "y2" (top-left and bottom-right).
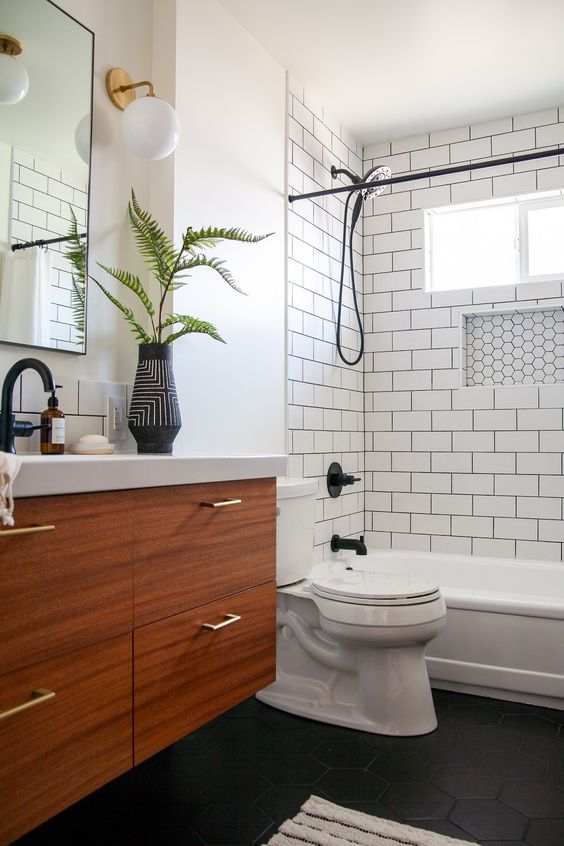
[{"x1": 336, "y1": 190, "x2": 364, "y2": 366}]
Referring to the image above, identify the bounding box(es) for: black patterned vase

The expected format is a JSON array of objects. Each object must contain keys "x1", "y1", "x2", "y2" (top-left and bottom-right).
[{"x1": 128, "y1": 343, "x2": 182, "y2": 454}]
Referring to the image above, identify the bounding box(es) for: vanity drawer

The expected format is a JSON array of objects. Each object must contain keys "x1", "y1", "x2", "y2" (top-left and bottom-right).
[
  {"x1": 133, "y1": 581, "x2": 275, "y2": 763},
  {"x1": 0, "y1": 634, "x2": 132, "y2": 846},
  {"x1": 0, "y1": 491, "x2": 133, "y2": 675},
  {"x1": 133, "y1": 477, "x2": 275, "y2": 626}
]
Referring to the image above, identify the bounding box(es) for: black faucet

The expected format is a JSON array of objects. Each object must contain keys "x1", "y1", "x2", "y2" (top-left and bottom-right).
[
  {"x1": 0, "y1": 358, "x2": 56, "y2": 453},
  {"x1": 331, "y1": 534, "x2": 367, "y2": 555}
]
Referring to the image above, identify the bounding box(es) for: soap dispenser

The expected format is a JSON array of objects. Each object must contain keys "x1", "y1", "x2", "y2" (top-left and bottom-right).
[{"x1": 40, "y1": 387, "x2": 65, "y2": 455}]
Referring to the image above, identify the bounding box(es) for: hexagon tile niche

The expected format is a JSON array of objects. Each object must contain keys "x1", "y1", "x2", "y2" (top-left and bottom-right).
[{"x1": 465, "y1": 307, "x2": 564, "y2": 386}]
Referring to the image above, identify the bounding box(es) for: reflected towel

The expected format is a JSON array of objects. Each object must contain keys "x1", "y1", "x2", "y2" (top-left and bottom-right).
[
  {"x1": 0, "y1": 451, "x2": 22, "y2": 526},
  {"x1": 0, "y1": 247, "x2": 51, "y2": 346}
]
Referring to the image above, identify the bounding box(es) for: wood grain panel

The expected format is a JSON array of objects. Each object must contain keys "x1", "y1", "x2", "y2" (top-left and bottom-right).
[
  {"x1": 0, "y1": 492, "x2": 133, "y2": 676},
  {"x1": 0, "y1": 635, "x2": 132, "y2": 846},
  {"x1": 133, "y1": 477, "x2": 275, "y2": 626},
  {"x1": 134, "y1": 582, "x2": 276, "y2": 763}
]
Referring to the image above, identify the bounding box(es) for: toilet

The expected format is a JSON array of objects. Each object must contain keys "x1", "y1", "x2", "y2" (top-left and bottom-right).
[{"x1": 257, "y1": 477, "x2": 447, "y2": 736}]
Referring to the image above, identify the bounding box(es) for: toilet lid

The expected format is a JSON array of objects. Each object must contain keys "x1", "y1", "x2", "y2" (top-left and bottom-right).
[{"x1": 312, "y1": 570, "x2": 441, "y2": 606}]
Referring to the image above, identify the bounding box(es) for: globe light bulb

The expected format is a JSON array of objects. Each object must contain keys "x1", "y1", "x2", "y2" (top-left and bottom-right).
[
  {"x1": 121, "y1": 96, "x2": 180, "y2": 161},
  {"x1": 0, "y1": 51, "x2": 29, "y2": 105}
]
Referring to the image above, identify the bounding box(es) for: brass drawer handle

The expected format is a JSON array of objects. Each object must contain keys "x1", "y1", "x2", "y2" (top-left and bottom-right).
[
  {"x1": 200, "y1": 499, "x2": 242, "y2": 509},
  {"x1": 0, "y1": 688, "x2": 55, "y2": 721},
  {"x1": 0, "y1": 524, "x2": 55, "y2": 538},
  {"x1": 202, "y1": 613, "x2": 241, "y2": 631}
]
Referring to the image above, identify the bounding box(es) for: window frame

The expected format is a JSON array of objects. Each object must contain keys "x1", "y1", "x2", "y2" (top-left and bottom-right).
[
  {"x1": 518, "y1": 195, "x2": 564, "y2": 284},
  {"x1": 424, "y1": 189, "x2": 564, "y2": 294}
]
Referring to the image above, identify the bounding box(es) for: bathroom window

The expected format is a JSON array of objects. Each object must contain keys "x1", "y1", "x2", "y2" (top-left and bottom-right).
[{"x1": 424, "y1": 190, "x2": 564, "y2": 292}]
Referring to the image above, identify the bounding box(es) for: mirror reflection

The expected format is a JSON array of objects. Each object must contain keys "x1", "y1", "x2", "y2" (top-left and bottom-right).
[{"x1": 0, "y1": 0, "x2": 93, "y2": 354}]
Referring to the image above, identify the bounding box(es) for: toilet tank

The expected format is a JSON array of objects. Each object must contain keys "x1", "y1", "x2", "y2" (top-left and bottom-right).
[{"x1": 276, "y1": 477, "x2": 318, "y2": 586}]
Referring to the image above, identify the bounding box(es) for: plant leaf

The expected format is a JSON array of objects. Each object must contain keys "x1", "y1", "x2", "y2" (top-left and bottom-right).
[
  {"x1": 174, "y1": 254, "x2": 247, "y2": 295},
  {"x1": 63, "y1": 206, "x2": 87, "y2": 345},
  {"x1": 184, "y1": 226, "x2": 272, "y2": 254},
  {"x1": 128, "y1": 189, "x2": 177, "y2": 288},
  {"x1": 97, "y1": 263, "x2": 155, "y2": 316},
  {"x1": 161, "y1": 313, "x2": 225, "y2": 344},
  {"x1": 91, "y1": 277, "x2": 153, "y2": 343}
]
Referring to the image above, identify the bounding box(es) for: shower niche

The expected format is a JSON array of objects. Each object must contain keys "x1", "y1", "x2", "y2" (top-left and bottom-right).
[{"x1": 461, "y1": 304, "x2": 564, "y2": 387}]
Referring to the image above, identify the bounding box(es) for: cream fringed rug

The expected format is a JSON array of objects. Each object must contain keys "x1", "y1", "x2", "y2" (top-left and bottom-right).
[{"x1": 263, "y1": 795, "x2": 472, "y2": 846}]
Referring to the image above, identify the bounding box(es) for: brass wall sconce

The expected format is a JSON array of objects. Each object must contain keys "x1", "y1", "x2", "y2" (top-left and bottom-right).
[{"x1": 105, "y1": 67, "x2": 180, "y2": 161}]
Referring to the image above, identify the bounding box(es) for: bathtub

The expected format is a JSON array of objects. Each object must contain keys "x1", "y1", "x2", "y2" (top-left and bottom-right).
[{"x1": 330, "y1": 549, "x2": 564, "y2": 709}]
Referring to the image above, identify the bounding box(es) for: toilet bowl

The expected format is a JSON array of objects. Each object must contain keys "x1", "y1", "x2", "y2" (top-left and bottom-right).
[{"x1": 256, "y1": 477, "x2": 447, "y2": 736}]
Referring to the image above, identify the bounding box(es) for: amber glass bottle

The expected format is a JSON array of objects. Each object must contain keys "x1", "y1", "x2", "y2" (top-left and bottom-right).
[{"x1": 40, "y1": 390, "x2": 65, "y2": 455}]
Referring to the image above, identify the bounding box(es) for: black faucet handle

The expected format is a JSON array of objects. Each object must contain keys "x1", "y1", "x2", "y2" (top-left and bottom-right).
[
  {"x1": 13, "y1": 420, "x2": 51, "y2": 438},
  {"x1": 327, "y1": 461, "x2": 362, "y2": 498}
]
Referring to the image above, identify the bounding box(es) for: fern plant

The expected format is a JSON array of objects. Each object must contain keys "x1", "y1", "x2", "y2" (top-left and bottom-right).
[
  {"x1": 89, "y1": 190, "x2": 270, "y2": 345},
  {"x1": 64, "y1": 207, "x2": 87, "y2": 346}
]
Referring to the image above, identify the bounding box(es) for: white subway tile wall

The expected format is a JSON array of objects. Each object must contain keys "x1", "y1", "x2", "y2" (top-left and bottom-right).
[
  {"x1": 10, "y1": 147, "x2": 88, "y2": 352},
  {"x1": 12, "y1": 374, "x2": 135, "y2": 454},
  {"x1": 288, "y1": 80, "x2": 365, "y2": 561},
  {"x1": 363, "y1": 108, "x2": 564, "y2": 560}
]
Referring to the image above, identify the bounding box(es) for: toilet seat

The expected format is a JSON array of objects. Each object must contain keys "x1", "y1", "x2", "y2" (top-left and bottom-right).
[{"x1": 312, "y1": 570, "x2": 441, "y2": 606}]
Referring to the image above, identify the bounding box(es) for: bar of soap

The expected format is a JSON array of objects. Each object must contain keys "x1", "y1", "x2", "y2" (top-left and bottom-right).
[{"x1": 70, "y1": 434, "x2": 114, "y2": 455}]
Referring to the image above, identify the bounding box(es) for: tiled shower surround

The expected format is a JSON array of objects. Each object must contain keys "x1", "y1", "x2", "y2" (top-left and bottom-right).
[
  {"x1": 287, "y1": 79, "x2": 365, "y2": 560},
  {"x1": 289, "y1": 87, "x2": 564, "y2": 563}
]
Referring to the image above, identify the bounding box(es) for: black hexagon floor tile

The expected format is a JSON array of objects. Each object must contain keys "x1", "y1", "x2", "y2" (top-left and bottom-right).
[
  {"x1": 256, "y1": 784, "x2": 326, "y2": 823},
  {"x1": 312, "y1": 738, "x2": 376, "y2": 768},
  {"x1": 445, "y1": 704, "x2": 502, "y2": 726},
  {"x1": 499, "y1": 779, "x2": 564, "y2": 818},
  {"x1": 454, "y1": 724, "x2": 522, "y2": 750},
  {"x1": 262, "y1": 728, "x2": 324, "y2": 755},
  {"x1": 404, "y1": 818, "x2": 478, "y2": 842},
  {"x1": 13, "y1": 690, "x2": 564, "y2": 846},
  {"x1": 526, "y1": 817, "x2": 564, "y2": 846},
  {"x1": 380, "y1": 782, "x2": 455, "y2": 820},
  {"x1": 449, "y1": 798, "x2": 528, "y2": 840},
  {"x1": 191, "y1": 803, "x2": 273, "y2": 845},
  {"x1": 369, "y1": 752, "x2": 438, "y2": 782},
  {"x1": 259, "y1": 753, "x2": 327, "y2": 784},
  {"x1": 316, "y1": 768, "x2": 388, "y2": 803},
  {"x1": 431, "y1": 765, "x2": 503, "y2": 798}
]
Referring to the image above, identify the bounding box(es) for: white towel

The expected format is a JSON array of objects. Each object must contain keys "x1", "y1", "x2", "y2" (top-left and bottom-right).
[
  {"x1": 0, "y1": 451, "x2": 22, "y2": 526},
  {"x1": 0, "y1": 247, "x2": 52, "y2": 346}
]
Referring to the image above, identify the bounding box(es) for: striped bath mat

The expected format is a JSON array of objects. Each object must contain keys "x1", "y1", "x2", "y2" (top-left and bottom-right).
[{"x1": 263, "y1": 795, "x2": 472, "y2": 845}]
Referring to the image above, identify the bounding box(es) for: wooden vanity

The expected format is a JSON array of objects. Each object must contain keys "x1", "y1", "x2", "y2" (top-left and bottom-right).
[{"x1": 0, "y1": 475, "x2": 277, "y2": 845}]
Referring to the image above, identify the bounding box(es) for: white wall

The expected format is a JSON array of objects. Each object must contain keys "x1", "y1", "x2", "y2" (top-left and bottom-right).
[
  {"x1": 0, "y1": 0, "x2": 153, "y2": 387},
  {"x1": 172, "y1": 0, "x2": 287, "y2": 456}
]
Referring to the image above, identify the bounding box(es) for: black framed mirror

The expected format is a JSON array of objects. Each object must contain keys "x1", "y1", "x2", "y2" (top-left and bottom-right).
[{"x1": 0, "y1": 0, "x2": 94, "y2": 355}]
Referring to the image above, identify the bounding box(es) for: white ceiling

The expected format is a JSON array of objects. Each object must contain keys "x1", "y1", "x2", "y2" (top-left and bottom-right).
[{"x1": 218, "y1": 0, "x2": 564, "y2": 144}]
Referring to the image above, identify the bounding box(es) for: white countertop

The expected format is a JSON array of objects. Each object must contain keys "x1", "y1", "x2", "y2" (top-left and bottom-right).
[{"x1": 13, "y1": 453, "x2": 288, "y2": 498}]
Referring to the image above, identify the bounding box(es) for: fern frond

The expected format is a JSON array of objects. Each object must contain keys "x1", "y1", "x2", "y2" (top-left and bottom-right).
[
  {"x1": 97, "y1": 263, "x2": 155, "y2": 316},
  {"x1": 128, "y1": 190, "x2": 177, "y2": 287},
  {"x1": 70, "y1": 276, "x2": 86, "y2": 343},
  {"x1": 63, "y1": 207, "x2": 87, "y2": 345},
  {"x1": 183, "y1": 226, "x2": 272, "y2": 254},
  {"x1": 160, "y1": 313, "x2": 225, "y2": 345},
  {"x1": 174, "y1": 255, "x2": 246, "y2": 295},
  {"x1": 91, "y1": 277, "x2": 153, "y2": 343}
]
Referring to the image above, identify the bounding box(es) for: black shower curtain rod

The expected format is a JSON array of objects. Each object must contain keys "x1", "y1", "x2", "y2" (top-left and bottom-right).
[
  {"x1": 11, "y1": 232, "x2": 87, "y2": 252},
  {"x1": 288, "y1": 146, "x2": 564, "y2": 203}
]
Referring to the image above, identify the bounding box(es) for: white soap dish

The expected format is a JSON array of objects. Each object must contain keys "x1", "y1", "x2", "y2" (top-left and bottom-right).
[{"x1": 70, "y1": 434, "x2": 115, "y2": 456}]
